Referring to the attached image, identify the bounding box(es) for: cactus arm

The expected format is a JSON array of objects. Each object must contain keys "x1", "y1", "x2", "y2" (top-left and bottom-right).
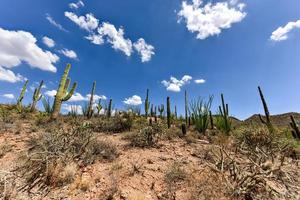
[
  {"x1": 87, "y1": 81, "x2": 96, "y2": 118},
  {"x1": 62, "y1": 82, "x2": 77, "y2": 101}
]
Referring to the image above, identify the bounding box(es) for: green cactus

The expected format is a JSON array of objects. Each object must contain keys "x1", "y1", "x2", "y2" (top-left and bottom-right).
[
  {"x1": 145, "y1": 89, "x2": 150, "y2": 117},
  {"x1": 290, "y1": 115, "x2": 300, "y2": 140},
  {"x1": 258, "y1": 86, "x2": 273, "y2": 131},
  {"x1": 150, "y1": 104, "x2": 154, "y2": 117},
  {"x1": 185, "y1": 90, "x2": 188, "y2": 126},
  {"x1": 96, "y1": 99, "x2": 102, "y2": 115},
  {"x1": 209, "y1": 111, "x2": 214, "y2": 129},
  {"x1": 30, "y1": 80, "x2": 44, "y2": 112},
  {"x1": 87, "y1": 81, "x2": 96, "y2": 118},
  {"x1": 51, "y1": 64, "x2": 77, "y2": 119},
  {"x1": 158, "y1": 104, "x2": 164, "y2": 118},
  {"x1": 17, "y1": 80, "x2": 29, "y2": 110},
  {"x1": 167, "y1": 96, "x2": 171, "y2": 129},
  {"x1": 217, "y1": 94, "x2": 231, "y2": 134},
  {"x1": 174, "y1": 106, "x2": 177, "y2": 119},
  {"x1": 107, "y1": 99, "x2": 112, "y2": 118}
]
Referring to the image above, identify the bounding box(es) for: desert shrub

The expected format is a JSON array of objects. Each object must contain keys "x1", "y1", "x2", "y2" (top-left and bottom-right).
[
  {"x1": 0, "y1": 107, "x2": 13, "y2": 123},
  {"x1": 18, "y1": 124, "x2": 117, "y2": 192},
  {"x1": 189, "y1": 96, "x2": 213, "y2": 135},
  {"x1": 215, "y1": 114, "x2": 232, "y2": 135},
  {"x1": 42, "y1": 97, "x2": 52, "y2": 114},
  {"x1": 0, "y1": 143, "x2": 12, "y2": 158},
  {"x1": 93, "y1": 114, "x2": 132, "y2": 133},
  {"x1": 124, "y1": 124, "x2": 164, "y2": 147}
]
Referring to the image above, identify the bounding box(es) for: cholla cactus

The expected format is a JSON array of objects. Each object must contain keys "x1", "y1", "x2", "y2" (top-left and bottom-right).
[
  {"x1": 87, "y1": 81, "x2": 96, "y2": 118},
  {"x1": 30, "y1": 80, "x2": 44, "y2": 112},
  {"x1": 17, "y1": 80, "x2": 29, "y2": 109},
  {"x1": 51, "y1": 64, "x2": 77, "y2": 119}
]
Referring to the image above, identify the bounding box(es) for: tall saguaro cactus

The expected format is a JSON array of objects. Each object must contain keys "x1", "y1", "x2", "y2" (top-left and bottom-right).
[
  {"x1": 174, "y1": 106, "x2": 177, "y2": 119},
  {"x1": 145, "y1": 89, "x2": 150, "y2": 117},
  {"x1": 107, "y1": 99, "x2": 112, "y2": 118},
  {"x1": 185, "y1": 90, "x2": 188, "y2": 126},
  {"x1": 30, "y1": 80, "x2": 44, "y2": 112},
  {"x1": 96, "y1": 99, "x2": 102, "y2": 115},
  {"x1": 167, "y1": 97, "x2": 171, "y2": 129},
  {"x1": 87, "y1": 81, "x2": 96, "y2": 118},
  {"x1": 17, "y1": 80, "x2": 29, "y2": 109},
  {"x1": 158, "y1": 104, "x2": 164, "y2": 118},
  {"x1": 51, "y1": 64, "x2": 77, "y2": 119},
  {"x1": 258, "y1": 86, "x2": 273, "y2": 130}
]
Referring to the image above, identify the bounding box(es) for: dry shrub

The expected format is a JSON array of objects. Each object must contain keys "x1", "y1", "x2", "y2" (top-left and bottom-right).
[
  {"x1": 93, "y1": 115, "x2": 133, "y2": 133},
  {"x1": 18, "y1": 124, "x2": 117, "y2": 192},
  {"x1": 0, "y1": 142, "x2": 12, "y2": 158}
]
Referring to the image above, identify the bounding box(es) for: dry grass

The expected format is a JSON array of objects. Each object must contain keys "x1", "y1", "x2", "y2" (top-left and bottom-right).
[{"x1": 0, "y1": 142, "x2": 12, "y2": 158}]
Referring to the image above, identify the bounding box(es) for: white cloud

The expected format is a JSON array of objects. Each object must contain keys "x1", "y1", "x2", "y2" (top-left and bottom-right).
[
  {"x1": 194, "y1": 79, "x2": 206, "y2": 84},
  {"x1": 0, "y1": 66, "x2": 25, "y2": 83},
  {"x1": 97, "y1": 22, "x2": 133, "y2": 56},
  {"x1": 59, "y1": 48, "x2": 78, "y2": 59},
  {"x1": 69, "y1": 0, "x2": 84, "y2": 9},
  {"x1": 162, "y1": 75, "x2": 192, "y2": 92},
  {"x1": 0, "y1": 27, "x2": 59, "y2": 73},
  {"x1": 66, "y1": 12, "x2": 155, "y2": 61},
  {"x1": 62, "y1": 104, "x2": 83, "y2": 114},
  {"x1": 46, "y1": 13, "x2": 69, "y2": 32},
  {"x1": 42, "y1": 36, "x2": 55, "y2": 48},
  {"x1": 65, "y1": 12, "x2": 99, "y2": 32},
  {"x1": 2, "y1": 94, "x2": 15, "y2": 99},
  {"x1": 178, "y1": 0, "x2": 246, "y2": 39},
  {"x1": 123, "y1": 95, "x2": 142, "y2": 106},
  {"x1": 270, "y1": 20, "x2": 300, "y2": 42},
  {"x1": 86, "y1": 94, "x2": 107, "y2": 102},
  {"x1": 68, "y1": 92, "x2": 86, "y2": 102},
  {"x1": 133, "y1": 38, "x2": 155, "y2": 62},
  {"x1": 45, "y1": 90, "x2": 57, "y2": 97}
]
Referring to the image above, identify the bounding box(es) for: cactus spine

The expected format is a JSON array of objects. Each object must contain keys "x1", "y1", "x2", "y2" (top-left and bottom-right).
[
  {"x1": 145, "y1": 89, "x2": 150, "y2": 117},
  {"x1": 218, "y1": 94, "x2": 231, "y2": 134},
  {"x1": 167, "y1": 97, "x2": 171, "y2": 129},
  {"x1": 51, "y1": 64, "x2": 77, "y2": 119},
  {"x1": 185, "y1": 90, "x2": 188, "y2": 126},
  {"x1": 17, "y1": 80, "x2": 29, "y2": 109},
  {"x1": 107, "y1": 99, "x2": 112, "y2": 118},
  {"x1": 87, "y1": 81, "x2": 96, "y2": 118},
  {"x1": 258, "y1": 86, "x2": 273, "y2": 130},
  {"x1": 290, "y1": 115, "x2": 300, "y2": 140},
  {"x1": 30, "y1": 80, "x2": 44, "y2": 112}
]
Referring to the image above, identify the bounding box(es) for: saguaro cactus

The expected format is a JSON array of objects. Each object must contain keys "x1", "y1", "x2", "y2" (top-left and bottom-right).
[
  {"x1": 174, "y1": 106, "x2": 177, "y2": 119},
  {"x1": 258, "y1": 86, "x2": 273, "y2": 130},
  {"x1": 150, "y1": 104, "x2": 154, "y2": 117},
  {"x1": 51, "y1": 64, "x2": 77, "y2": 119},
  {"x1": 17, "y1": 80, "x2": 29, "y2": 109},
  {"x1": 167, "y1": 97, "x2": 171, "y2": 129},
  {"x1": 185, "y1": 90, "x2": 188, "y2": 126},
  {"x1": 145, "y1": 89, "x2": 150, "y2": 117},
  {"x1": 218, "y1": 94, "x2": 231, "y2": 134},
  {"x1": 87, "y1": 81, "x2": 96, "y2": 118},
  {"x1": 107, "y1": 99, "x2": 112, "y2": 118},
  {"x1": 290, "y1": 115, "x2": 300, "y2": 140},
  {"x1": 158, "y1": 104, "x2": 164, "y2": 118},
  {"x1": 31, "y1": 80, "x2": 44, "y2": 112},
  {"x1": 96, "y1": 99, "x2": 102, "y2": 115},
  {"x1": 209, "y1": 111, "x2": 214, "y2": 129}
]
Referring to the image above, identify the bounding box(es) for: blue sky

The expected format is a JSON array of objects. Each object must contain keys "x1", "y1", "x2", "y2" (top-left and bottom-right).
[{"x1": 0, "y1": 0, "x2": 300, "y2": 119}]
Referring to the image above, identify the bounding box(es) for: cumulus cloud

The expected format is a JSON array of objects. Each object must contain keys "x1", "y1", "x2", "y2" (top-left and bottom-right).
[
  {"x1": 178, "y1": 0, "x2": 246, "y2": 39},
  {"x1": 69, "y1": 0, "x2": 84, "y2": 9},
  {"x1": 66, "y1": 12, "x2": 154, "y2": 61},
  {"x1": 161, "y1": 75, "x2": 192, "y2": 92},
  {"x1": 67, "y1": 92, "x2": 86, "y2": 102},
  {"x1": 123, "y1": 95, "x2": 142, "y2": 106},
  {"x1": 42, "y1": 36, "x2": 55, "y2": 48},
  {"x1": 59, "y1": 48, "x2": 78, "y2": 59},
  {"x1": 65, "y1": 12, "x2": 99, "y2": 32},
  {"x1": 0, "y1": 27, "x2": 59, "y2": 74},
  {"x1": 270, "y1": 20, "x2": 300, "y2": 42},
  {"x1": 2, "y1": 94, "x2": 15, "y2": 99},
  {"x1": 45, "y1": 89, "x2": 57, "y2": 97},
  {"x1": 46, "y1": 13, "x2": 69, "y2": 32},
  {"x1": 0, "y1": 66, "x2": 25, "y2": 83},
  {"x1": 62, "y1": 104, "x2": 83, "y2": 114},
  {"x1": 133, "y1": 38, "x2": 155, "y2": 62},
  {"x1": 86, "y1": 94, "x2": 107, "y2": 102},
  {"x1": 194, "y1": 79, "x2": 206, "y2": 84}
]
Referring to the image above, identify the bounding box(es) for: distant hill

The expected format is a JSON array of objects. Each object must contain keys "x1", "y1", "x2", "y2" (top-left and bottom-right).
[{"x1": 242, "y1": 112, "x2": 300, "y2": 127}]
